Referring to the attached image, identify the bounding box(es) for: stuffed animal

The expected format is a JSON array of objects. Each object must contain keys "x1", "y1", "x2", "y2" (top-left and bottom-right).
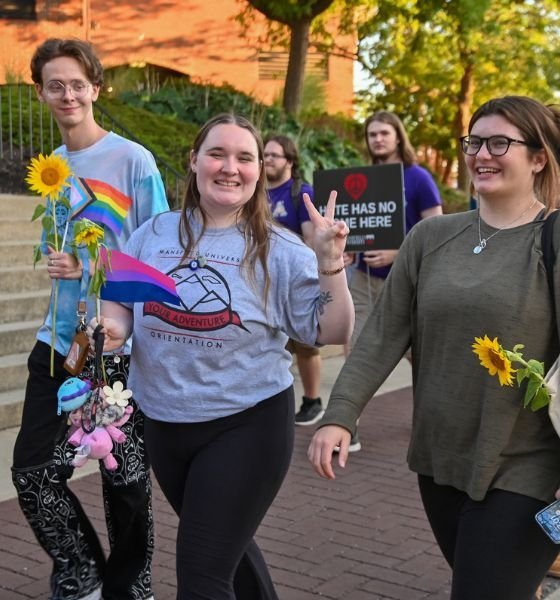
[
  {"x1": 57, "y1": 377, "x2": 92, "y2": 415},
  {"x1": 68, "y1": 405, "x2": 133, "y2": 471}
]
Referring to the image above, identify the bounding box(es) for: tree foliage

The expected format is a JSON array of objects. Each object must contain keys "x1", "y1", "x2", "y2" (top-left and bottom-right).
[{"x1": 355, "y1": 0, "x2": 560, "y2": 188}]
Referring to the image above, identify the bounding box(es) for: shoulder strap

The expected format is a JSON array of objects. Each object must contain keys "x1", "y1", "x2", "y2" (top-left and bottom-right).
[{"x1": 542, "y1": 210, "x2": 559, "y2": 301}]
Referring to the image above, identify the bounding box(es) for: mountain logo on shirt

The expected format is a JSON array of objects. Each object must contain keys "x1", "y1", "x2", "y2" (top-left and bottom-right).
[{"x1": 143, "y1": 263, "x2": 248, "y2": 332}]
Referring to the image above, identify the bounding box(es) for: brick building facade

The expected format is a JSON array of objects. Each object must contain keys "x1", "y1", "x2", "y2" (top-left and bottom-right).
[{"x1": 0, "y1": 0, "x2": 354, "y2": 114}]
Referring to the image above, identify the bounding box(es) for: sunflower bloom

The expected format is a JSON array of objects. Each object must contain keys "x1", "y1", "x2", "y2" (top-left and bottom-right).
[
  {"x1": 75, "y1": 222, "x2": 104, "y2": 248},
  {"x1": 472, "y1": 335, "x2": 516, "y2": 386},
  {"x1": 26, "y1": 153, "x2": 71, "y2": 199}
]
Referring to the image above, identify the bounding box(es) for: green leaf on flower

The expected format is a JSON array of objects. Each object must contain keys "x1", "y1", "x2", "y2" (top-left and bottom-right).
[
  {"x1": 32, "y1": 244, "x2": 42, "y2": 266},
  {"x1": 512, "y1": 344, "x2": 525, "y2": 353},
  {"x1": 526, "y1": 377, "x2": 542, "y2": 407},
  {"x1": 41, "y1": 215, "x2": 54, "y2": 233},
  {"x1": 516, "y1": 368, "x2": 529, "y2": 385},
  {"x1": 530, "y1": 386, "x2": 551, "y2": 411},
  {"x1": 31, "y1": 204, "x2": 46, "y2": 221},
  {"x1": 90, "y1": 269, "x2": 106, "y2": 297},
  {"x1": 527, "y1": 359, "x2": 545, "y2": 376}
]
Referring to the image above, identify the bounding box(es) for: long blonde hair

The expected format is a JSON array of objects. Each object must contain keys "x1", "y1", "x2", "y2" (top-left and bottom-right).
[{"x1": 179, "y1": 113, "x2": 273, "y2": 299}]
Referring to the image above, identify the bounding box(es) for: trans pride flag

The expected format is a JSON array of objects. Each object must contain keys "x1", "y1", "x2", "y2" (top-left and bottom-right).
[
  {"x1": 99, "y1": 248, "x2": 181, "y2": 306},
  {"x1": 70, "y1": 178, "x2": 132, "y2": 235}
]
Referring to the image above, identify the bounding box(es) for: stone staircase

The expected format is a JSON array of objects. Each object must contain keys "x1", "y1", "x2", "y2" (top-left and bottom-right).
[{"x1": 0, "y1": 194, "x2": 49, "y2": 430}]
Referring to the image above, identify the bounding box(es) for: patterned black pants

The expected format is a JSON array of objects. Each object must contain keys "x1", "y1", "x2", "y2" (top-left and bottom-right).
[{"x1": 12, "y1": 341, "x2": 154, "y2": 600}]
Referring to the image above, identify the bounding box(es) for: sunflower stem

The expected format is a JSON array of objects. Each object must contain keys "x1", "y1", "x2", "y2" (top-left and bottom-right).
[{"x1": 50, "y1": 279, "x2": 59, "y2": 378}]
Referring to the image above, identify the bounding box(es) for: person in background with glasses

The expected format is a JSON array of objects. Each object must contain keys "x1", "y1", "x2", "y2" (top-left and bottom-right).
[
  {"x1": 264, "y1": 134, "x2": 325, "y2": 426},
  {"x1": 309, "y1": 95, "x2": 560, "y2": 600},
  {"x1": 11, "y1": 38, "x2": 168, "y2": 600},
  {"x1": 341, "y1": 111, "x2": 442, "y2": 452}
]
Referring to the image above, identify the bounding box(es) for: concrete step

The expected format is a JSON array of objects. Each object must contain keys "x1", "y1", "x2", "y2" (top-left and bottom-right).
[
  {"x1": 0, "y1": 241, "x2": 38, "y2": 267},
  {"x1": 0, "y1": 320, "x2": 41, "y2": 356},
  {"x1": 0, "y1": 194, "x2": 38, "y2": 219},
  {"x1": 0, "y1": 352, "x2": 28, "y2": 394},
  {"x1": 0, "y1": 388, "x2": 24, "y2": 431},
  {"x1": 0, "y1": 219, "x2": 41, "y2": 242},
  {"x1": 0, "y1": 264, "x2": 51, "y2": 293},
  {"x1": 0, "y1": 289, "x2": 50, "y2": 324}
]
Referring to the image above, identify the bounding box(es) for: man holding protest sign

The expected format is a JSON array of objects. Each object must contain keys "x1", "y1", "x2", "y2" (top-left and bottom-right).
[{"x1": 345, "y1": 111, "x2": 442, "y2": 450}]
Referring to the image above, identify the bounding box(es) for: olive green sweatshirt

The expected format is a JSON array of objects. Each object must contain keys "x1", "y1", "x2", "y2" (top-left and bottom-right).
[{"x1": 323, "y1": 210, "x2": 560, "y2": 502}]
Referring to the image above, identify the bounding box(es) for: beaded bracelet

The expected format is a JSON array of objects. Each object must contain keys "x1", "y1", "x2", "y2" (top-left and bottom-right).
[{"x1": 318, "y1": 265, "x2": 345, "y2": 276}]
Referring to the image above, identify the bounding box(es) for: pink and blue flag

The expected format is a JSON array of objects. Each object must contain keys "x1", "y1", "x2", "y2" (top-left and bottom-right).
[{"x1": 99, "y1": 248, "x2": 181, "y2": 306}]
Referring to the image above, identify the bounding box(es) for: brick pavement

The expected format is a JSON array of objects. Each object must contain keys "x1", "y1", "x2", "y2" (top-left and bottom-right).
[{"x1": 0, "y1": 386, "x2": 453, "y2": 600}]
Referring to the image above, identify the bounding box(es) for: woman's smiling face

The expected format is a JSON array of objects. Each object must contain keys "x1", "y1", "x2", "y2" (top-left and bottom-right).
[
  {"x1": 466, "y1": 114, "x2": 544, "y2": 202},
  {"x1": 191, "y1": 123, "x2": 261, "y2": 224}
]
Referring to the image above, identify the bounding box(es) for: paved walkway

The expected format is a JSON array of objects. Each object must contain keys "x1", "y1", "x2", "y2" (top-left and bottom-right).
[{"x1": 0, "y1": 350, "x2": 557, "y2": 599}]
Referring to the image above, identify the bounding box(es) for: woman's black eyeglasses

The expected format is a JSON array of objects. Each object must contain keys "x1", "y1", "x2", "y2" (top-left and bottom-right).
[{"x1": 459, "y1": 135, "x2": 535, "y2": 157}]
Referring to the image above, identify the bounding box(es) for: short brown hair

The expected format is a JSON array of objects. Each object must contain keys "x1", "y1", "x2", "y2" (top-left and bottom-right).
[{"x1": 30, "y1": 38, "x2": 104, "y2": 87}]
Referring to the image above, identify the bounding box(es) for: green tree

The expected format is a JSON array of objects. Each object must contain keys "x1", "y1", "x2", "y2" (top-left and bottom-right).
[
  {"x1": 239, "y1": 0, "x2": 336, "y2": 115},
  {"x1": 355, "y1": 0, "x2": 560, "y2": 190}
]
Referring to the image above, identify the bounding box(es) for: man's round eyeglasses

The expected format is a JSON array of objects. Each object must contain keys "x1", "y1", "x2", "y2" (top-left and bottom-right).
[
  {"x1": 45, "y1": 80, "x2": 91, "y2": 99},
  {"x1": 459, "y1": 135, "x2": 535, "y2": 157},
  {"x1": 263, "y1": 152, "x2": 287, "y2": 160}
]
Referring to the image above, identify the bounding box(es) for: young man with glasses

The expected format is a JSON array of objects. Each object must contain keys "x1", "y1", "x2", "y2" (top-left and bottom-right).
[
  {"x1": 264, "y1": 134, "x2": 325, "y2": 425},
  {"x1": 11, "y1": 38, "x2": 168, "y2": 600}
]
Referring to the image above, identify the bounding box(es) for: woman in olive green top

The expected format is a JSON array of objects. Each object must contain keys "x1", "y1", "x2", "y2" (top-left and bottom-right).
[{"x1": 309, "y1": 96, "x2": 560, "y2": 600}]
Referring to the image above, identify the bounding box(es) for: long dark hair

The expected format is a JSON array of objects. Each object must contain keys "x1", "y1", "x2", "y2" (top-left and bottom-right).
[
  {"x1": 364, "y1": 110, "x2": 417, "y2": 166},
  {"x1": 179, "y1": 113, "x2": 273, "y2": 300},
  {"x1": 264, "y1": 134, "x2": 302, "y2": 181}
]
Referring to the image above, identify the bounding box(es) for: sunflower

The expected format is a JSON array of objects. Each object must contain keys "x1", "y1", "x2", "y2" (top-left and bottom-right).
[
  {"x1": 472, "y1": 335, "x2": 516, "y2": 386},
  {"x1": 74, "y1": 220, "x2": 104, "y2": 248},
  {"x1": 26, "y1": 153, "x2": 71, "y2": 199}
]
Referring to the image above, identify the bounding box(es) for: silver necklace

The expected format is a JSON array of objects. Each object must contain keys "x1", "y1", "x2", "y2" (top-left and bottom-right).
[{"x1": 473, "y1": 198, "x2": 538, "y2": 254}]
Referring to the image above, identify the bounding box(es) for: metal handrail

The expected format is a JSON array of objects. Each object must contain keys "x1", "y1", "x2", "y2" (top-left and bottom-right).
[{"x1": 0, "y1": 83, "x2": 186, "y2": 203}]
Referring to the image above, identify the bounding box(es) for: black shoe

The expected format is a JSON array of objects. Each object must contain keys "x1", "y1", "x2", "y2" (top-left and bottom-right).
[
  {"x1": 334, "y1": 430, "x2": 362, "y2": 453},
  {"x1": 295, "y1": 397, "x2": 324, "y2": 426}
]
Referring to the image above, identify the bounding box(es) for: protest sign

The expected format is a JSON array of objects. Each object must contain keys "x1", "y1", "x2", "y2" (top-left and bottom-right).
[{"x1": 313, "y1": 163, "x2": 405, "y2": 252}]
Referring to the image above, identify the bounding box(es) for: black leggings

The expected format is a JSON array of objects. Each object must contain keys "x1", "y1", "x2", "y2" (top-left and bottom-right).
[
  {"x1": 418, "y1": 475, "x2": 559, "y2": 600},
  {"x1": 144, "y1": 387, "x2": 295, "y2": 600}
]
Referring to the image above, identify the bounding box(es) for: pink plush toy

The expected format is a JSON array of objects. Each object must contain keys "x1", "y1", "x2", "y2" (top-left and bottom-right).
[{"x1": 68, "y1": 405, "x2": 133, "y2": 471}]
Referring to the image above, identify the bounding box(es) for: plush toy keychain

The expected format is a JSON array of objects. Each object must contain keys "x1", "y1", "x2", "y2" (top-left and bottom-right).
[{"x1": 56, "y1": 323, "x2": 135, "y2": 470}]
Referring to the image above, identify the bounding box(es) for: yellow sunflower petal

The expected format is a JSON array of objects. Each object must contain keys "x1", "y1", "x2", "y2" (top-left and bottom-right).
[
  {"x1": 472, "y1": 335, "x2": 515, "y2": 387},
  {"x1": 26, "y1": 153, "x2": 71, "y2": 199}
]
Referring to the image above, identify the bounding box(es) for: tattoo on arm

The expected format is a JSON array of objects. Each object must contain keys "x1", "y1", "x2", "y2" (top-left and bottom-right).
[{"x1": 317, "y1": 291, "x2": 333, "y2": 315}]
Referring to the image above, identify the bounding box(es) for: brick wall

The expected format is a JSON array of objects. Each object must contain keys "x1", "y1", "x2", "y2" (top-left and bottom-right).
[{"x1": 0, "y1": 0, "x2": 354, "y2": 115}]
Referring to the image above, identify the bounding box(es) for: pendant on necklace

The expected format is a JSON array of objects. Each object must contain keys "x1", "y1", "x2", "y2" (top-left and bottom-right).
[
  {"x1": 473, "y1": 239, "x2": 487, "y2": 254},
  {"x1": 188, "y1": 255, "x2": 208, "y2": 271}
]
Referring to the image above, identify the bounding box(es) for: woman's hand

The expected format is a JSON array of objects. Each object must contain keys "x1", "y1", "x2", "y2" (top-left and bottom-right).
[
  {"x1": 303, "y1": 192, "x2": 349, "y2": 269},
  {"x1": 88, "y1": 316, "x2": 129, "y2": 352},
  {"x1": 46, "y1": 248, "x2": 82, "y2": 280},
  {"x1": 308, "y1": 425, "x2": 352, "y2": 480}
]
